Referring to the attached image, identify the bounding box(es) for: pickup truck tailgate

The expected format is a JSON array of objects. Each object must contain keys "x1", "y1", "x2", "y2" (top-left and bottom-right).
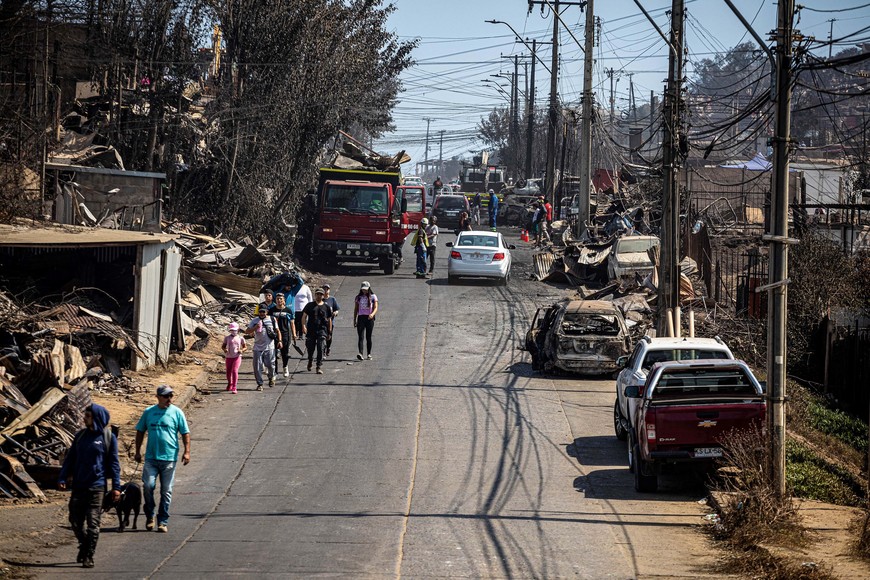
[{"x1": 650, "y1": 401, "x2": 766, "y2": 449}]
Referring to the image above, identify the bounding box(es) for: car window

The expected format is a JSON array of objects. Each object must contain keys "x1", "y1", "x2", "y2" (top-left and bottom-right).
[
  {"x1": 627, "y1": 343, "x2": 643, "y2": 369},
  {"x1": 561, "y1": 313, "x2": 622, "y2": 336},
  {"x1": 403, "y1": 187, "x2": 423, "y2": 212},
  {"x1": 437, "y1": 196, "x2": 467, "y2": 209},
  {"x1": 652, "y1": 368, "x2": 757, "y2": 399},
  {"x1": 458, "y1": 234, "x2": 498, "y2": 247},
  {"x1": 617, "y1": 238, "x2": 659, "y2": 253},
  {"x1": 641, "y1": 348, "x2": 730, "y2": 370}
]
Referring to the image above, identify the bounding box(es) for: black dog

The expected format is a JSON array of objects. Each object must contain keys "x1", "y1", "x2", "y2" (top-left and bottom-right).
[{"x1": 102, "y1": 482, "x2": 141, "y2": 532}]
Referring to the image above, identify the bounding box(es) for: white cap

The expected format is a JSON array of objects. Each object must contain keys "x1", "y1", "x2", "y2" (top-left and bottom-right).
[{"x1": 361, "y1": 281, "x2": 371, "y2": 290}]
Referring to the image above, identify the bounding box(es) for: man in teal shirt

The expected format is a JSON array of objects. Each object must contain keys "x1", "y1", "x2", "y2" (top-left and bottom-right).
[{"x1": 134, "y1": 385, "x2": 191, "y2": 533}]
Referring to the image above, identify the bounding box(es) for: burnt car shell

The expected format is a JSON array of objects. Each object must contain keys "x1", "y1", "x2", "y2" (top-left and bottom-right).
[{"x1": 527, "y1": 299, "x2": 631, "y2": 374}]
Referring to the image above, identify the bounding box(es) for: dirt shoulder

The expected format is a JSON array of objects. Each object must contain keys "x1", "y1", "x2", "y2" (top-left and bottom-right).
[{"x1": 0, "y1": 342, "x2": 223, "y2": 579}]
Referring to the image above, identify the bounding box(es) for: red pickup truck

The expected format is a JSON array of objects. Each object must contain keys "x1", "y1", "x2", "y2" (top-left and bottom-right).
[{"x1": 624, "y1": 359, "x2": 766, "y2": 492}]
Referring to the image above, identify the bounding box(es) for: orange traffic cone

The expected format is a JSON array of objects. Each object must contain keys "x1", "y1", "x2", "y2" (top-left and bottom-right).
[{"x1": 522, "y1": 230, "x2": 529, "y2": 242}]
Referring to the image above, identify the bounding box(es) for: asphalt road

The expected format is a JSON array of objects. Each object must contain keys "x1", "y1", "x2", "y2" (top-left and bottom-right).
[{"x1": 35, "y1": 230, "x2": 728, "y2": 578}]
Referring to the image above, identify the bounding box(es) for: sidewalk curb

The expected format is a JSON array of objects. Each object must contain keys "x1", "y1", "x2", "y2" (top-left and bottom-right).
[{"x1": 173, "y1": 368, "x2": 211, "y2": 411}]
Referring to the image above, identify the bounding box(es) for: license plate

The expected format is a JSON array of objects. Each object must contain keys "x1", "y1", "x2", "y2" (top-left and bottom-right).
[
  {"x1": 346, "y1": 244, "x2": 360, "y2": 250},
  {"x1": 694, "y1": 447, "x2": 723, "y2": 458}
]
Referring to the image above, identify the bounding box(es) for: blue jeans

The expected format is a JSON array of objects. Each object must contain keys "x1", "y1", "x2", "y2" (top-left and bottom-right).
[
  {"x1": 415, "y1": 247, "x2": 427, "y2": 274},
  {"x1": 252, "y1": 348, "x2": 275, "y2": 385},
  {"x1": 142, "y1": 459, "x2": 177, "y2": 525}
]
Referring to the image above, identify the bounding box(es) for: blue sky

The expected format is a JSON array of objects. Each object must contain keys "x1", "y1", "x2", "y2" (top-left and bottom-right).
[{"x1": 373, "y1": 0, "x2": 870, "y2": 167}]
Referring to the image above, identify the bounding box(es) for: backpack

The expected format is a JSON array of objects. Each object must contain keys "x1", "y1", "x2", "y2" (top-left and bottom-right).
[{"x1": 265, "y1": 316, "x2": 278, "y2": 340}]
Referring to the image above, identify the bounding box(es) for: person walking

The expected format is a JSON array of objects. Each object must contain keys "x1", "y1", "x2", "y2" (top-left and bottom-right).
[
  {"x1": 134, "y1": 385, "x2": 190, "y2": 534},
  {"x1": 246, "y1": 307, "x2": 281, "y2": 390},
  {"x1": 425, "y1": 216, "x2": 439, "y2": 274},
  {"x1": 58, "y1": 404, "x2": 121, "y2": 568},
  {"x1": 222, "y1": 322, "x2": 247, "y2": 394},
  {"x1": 323, "y1": 284, "x2": 340, "y2": 357},
  {"x1": 488, "y1": 189, "x2": 499, "y2": 231},
  {"x1": 353, "y1": 281, "x2": 378, "y2": 360},
  {"x1": 301, "y1": 288, "x2": 333, "y2": 374},
  {"x1": 532, "y1": 201, "x2": 545, "y2": 247},
  {"x1": 256, "y1": 289, "x2": 276, "y2": 315},
  {"x1": 272, "y1": 293, "x2": 296, "y2": 377},
  {"x1": 412, "y1": 219, "x2": 430, "y2": 277},
  {"x1": 293, "y1": 281, "x2": 313, "y2": 339},
  {"x1": 541, "y1": 196, "x2": 553, "y2": 243},
  {"x1": 472, "y1": 191, "x2": 482, "y2": 224}
]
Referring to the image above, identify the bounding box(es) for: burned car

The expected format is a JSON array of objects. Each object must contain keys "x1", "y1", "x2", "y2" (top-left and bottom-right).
[{"x1": 526, "y1": 299, "x2": 632, "y2": 374}]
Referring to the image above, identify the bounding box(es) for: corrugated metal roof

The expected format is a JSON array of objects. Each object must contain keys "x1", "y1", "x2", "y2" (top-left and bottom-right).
[
  {"x1": 44, "y1": 162, "x2": 166, "y2": 179},
  {"x1": 533, "y1": 251, "x2": 555, "y2": 281},
  {"x1": 0, "y1": 224, "x2": 176, "y2": 246}
]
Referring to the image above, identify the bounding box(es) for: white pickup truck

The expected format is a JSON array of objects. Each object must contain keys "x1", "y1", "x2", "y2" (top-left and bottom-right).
[{"x1": 613, "y1": 336, "x2": 734, "y2": 442}]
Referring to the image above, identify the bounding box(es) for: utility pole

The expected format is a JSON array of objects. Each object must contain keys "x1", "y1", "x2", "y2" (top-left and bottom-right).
[
  {"x1": 766, "y1": 0, "x2": 797, "y2": 501},
  {"x1": 827, "y1": 18, "x2": 836, "y2": 59},
  {"x1": 438, "y1": 129, "x2": 445, "y2": 177},
  {"x1": 423, "y1": 117, "x2": 432, "y2": 179},
  {"x1": 575, "y1": 0, "x2": 594, "y2": 238},
  {"x1": 513, "y1": 55, "x2": 520, "y2": 181},
  {"x1": 528, "y1": 0, "x2": 587, "y2": 219},
  {"x1": 656, "y1": 0, "x2": 685, "y2": 337},
  {"x1": 526, "y1": 39, "x2": 537, "y2": 180},
  {"x1": 606, "y1": 68, "x2": 615, "y2": 124}
]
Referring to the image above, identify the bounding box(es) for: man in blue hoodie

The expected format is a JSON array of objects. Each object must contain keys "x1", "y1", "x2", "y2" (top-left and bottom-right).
[{"x1": 58, "y1": 404, "x2": 121, "y2": 568}]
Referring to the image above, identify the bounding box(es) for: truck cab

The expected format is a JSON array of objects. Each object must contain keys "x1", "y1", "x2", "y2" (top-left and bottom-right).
[{"x1": 313, "y1": 168, "x2": 426, "y2": 274}]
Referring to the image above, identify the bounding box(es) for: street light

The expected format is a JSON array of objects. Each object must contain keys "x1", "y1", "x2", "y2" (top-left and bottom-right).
[
  {"x1": 485, "y1": 20, "x2": 551, "y2": 74},
  {"x1": 481, "y1": 79, "x2": 512, "y2": 103}
]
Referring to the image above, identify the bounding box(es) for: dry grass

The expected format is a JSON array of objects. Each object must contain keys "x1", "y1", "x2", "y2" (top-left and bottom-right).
[{"x1": 853, "y1": 511, "x2": 870, "y2": 561}]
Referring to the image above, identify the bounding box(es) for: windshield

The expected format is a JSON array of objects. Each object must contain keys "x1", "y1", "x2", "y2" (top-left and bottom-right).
[
  {"x1": 436, "y1": 196, "x2": 467, "y2": 209},
  {"x1": 618, "y1": 237, "x2": 659, "y2": 253},
  {"x1": 489, "y1": 170, "x2": 504, "y2": 183},
  {"x1": 641, "y1": 349, "x2": 730, "y2": 370},
  {"x1": 652, "y1": 368, "x2": 757, "y2": 399},
  {"x1": 457, "y1": 234, "x2": 499, "y2": 247},
  {"x1": 403, "y1": 187, "x2": 423, "y2": 212},
  {"x1": 561, "y1": 313, "x2": 621, "y2": 336},
  {"x1": 324, "y1": 184, "x2": 389, "y2": 214},
  {"x1": 464, "y1": 170, "x2": 485, "y2": 183}
]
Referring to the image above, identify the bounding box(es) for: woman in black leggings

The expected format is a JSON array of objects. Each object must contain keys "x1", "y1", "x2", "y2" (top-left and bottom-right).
[{"x1": 352, "y1": 281, "x2": 379, "y2": 360}]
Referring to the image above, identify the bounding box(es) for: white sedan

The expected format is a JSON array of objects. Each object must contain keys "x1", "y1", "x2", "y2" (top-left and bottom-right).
[{"x1": 446, "y1": 231, "x2": 515, "y2": 285}]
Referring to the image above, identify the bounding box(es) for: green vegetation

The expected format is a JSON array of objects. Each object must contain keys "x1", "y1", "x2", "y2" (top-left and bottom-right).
[
  {"x1": 786, "y1": 440, "x2": 861, "y2": 506},
  {"x1": 805, "y1": 401, "x2": 868, "y2": 454}
]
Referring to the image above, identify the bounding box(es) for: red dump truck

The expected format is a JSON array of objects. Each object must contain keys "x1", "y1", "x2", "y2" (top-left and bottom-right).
[
  {"x1": 624, "y1": 359, "x2": 766, "y2": 492},
  {"x1": 312, "y1": 168, "x2": 426, "y2": 274}
]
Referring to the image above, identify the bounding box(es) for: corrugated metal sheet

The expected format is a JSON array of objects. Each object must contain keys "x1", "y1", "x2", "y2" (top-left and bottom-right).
[
  {"x1": 38, "y1": 304, "x2": 147, "y2": 359},
  {"x1": 533, "y1": 251, "x2": 555, "y2": 281},
  {"x1": 0, "y1": 224, "x2": 175, "y2": 246}
]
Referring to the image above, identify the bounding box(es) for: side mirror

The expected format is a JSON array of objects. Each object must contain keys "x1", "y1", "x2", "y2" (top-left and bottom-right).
[
  {"x1": 401, "y1": 197, "x2": 408, "y2": 213},
  {"x1": 616, "y1": 355, "x2": 629, "y2": 368},
  {"x1": 624, "y1": 385, "x2": 640, "y2": 398},
  {"x1": 508, "y1": 244, "x2": 517, "y2": 250},
  {"x1": 445, "y1": 241, "x2": 454, "y2": 247}
]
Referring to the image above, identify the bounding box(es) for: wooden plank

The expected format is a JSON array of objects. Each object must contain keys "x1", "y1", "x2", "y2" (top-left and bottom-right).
[
  {"x1": 191, "y1": 268, "x2": 263, "y2": 296},
  {"x1": 63, "y1": 344, "x2": 87, "y2": 383},
  {"x1": 157, "y1": 247, "x2": 182, "y2": 362},
  {"x1": 1, "y1": 387, "x2": 67, "y2": 437},
  {"x1": 50, "y1": 340, "x2": 65, "y2": 382},
  {"x1": 0, "y1": 453, "x2": 45, "y2": 499}
]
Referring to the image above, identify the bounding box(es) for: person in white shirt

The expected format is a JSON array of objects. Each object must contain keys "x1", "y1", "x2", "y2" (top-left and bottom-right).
[
  {"x1": 293, "y1": 283, "x2": 313, "y2": 338},
  {"x1": 425, "y1": 216, "x2": 439, "y2": 274}
]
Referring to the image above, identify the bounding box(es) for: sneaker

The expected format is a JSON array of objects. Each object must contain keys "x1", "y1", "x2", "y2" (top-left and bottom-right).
[
  {"x1": 76, "y1": 545, "x2": 85, "y2": 563},
  {"x1": 225, "y1": 385, "x2": 231, "y2": 391},
  {"x1": 231, "y1": 389, "x2": 237, "y2": 394},
  {"x1": 283, "y1": 367, "x2": 289, "y2": 377},
  {"x1": 316, "y1": 367, "x2": 323, "y2": 375},
  {"x1": 325, "y1": 349, "x2": 330, "y2": 357},
  {"x1": 256, "y1": 384, "x2": 263, "y2": 391},
  {"x1": 366, "y1": 354, "x2": 373, "y2": 360},
  {"x1": 146, "y1": 517, "x2": 154, "y2": 531},
  {"x1": 356, "y1": 353, "x2": 363, "y2": 360},
  {"x1": 157, "y1": 524, "x2": 168, "y2": 533},
  {"x1": 82, "y1": 556, "x2": 94, "y2": 568},
  {"x1": 307, "y1": 361, "x2": 313, "y2": 371},
  {"x1": 269, "y1": 377, "x2": 276, "y2": 387}
]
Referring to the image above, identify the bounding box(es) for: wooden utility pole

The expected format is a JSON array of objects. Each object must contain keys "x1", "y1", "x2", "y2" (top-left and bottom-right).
[
  {"x1": 526, "y1": 39, "x2": 537, "y2": 180},
  {"x1": 528, "y1": 0, "x2": 586, "y2": 217},
  {"x1": 423, "y1": 117, "x2": 432, "y2": 179},
  {"x1": 656, "y1": 0, "x2": 685, "y2": 337},
  {"x1": 512, "y1": 55, "x2": 520, "y2": 180},
  {"x1": 766, "y1": 0, "x2": 797, "y2": 500},
  {"x1": 575, "y1": 0, "x2": 594, "y2": 237}
]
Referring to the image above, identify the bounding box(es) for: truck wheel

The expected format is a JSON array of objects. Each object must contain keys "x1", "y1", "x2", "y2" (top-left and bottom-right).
[
  {"x1": 381, "y1": 257, "x2": 395, "y2": 275},
  {"x1": 632, "y1": 444, "x2": 658, "y2": 492},
  {"x1": 614, "y1": 400, "x2": 628, "y2": 441}
]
